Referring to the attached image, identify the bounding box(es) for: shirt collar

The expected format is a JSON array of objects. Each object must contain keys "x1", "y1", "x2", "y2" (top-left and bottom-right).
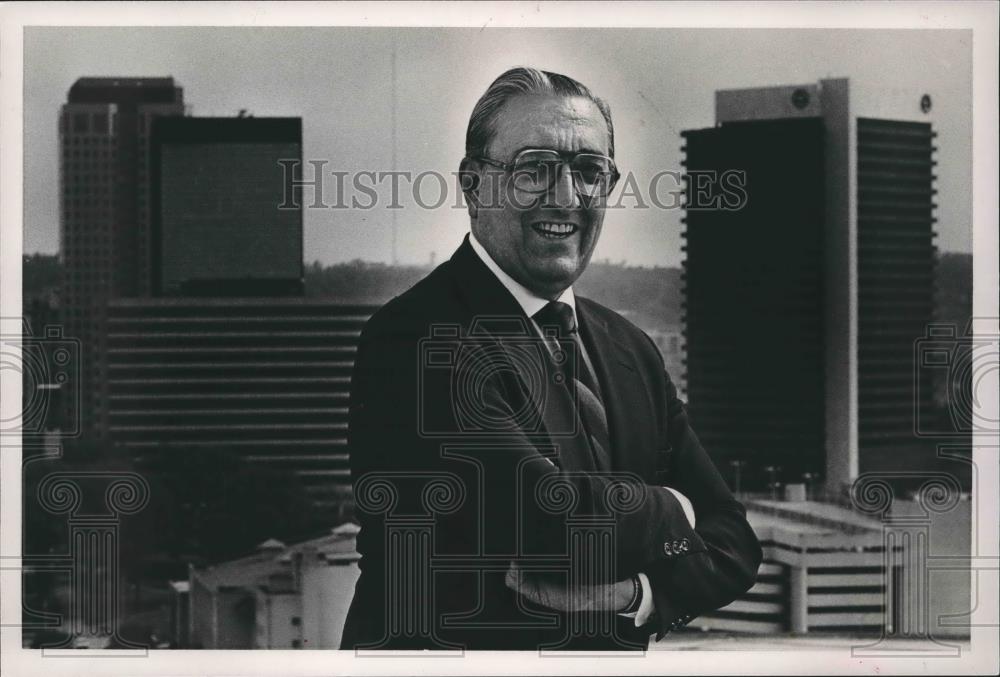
[{"x1": 468, "y1": 231, "x2": 576, "y2": 320}]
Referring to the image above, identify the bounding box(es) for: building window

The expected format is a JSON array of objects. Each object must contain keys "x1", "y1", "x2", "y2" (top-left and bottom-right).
[
  {"x1": 73, "y1": 113, "x2": 88, "y2": 133},
  {"x1": 290, "y1": 616, "x2": 301, "y2": 626},
  {"x1": 290, "y1": 640, "x2": 301, "y2": 649}
]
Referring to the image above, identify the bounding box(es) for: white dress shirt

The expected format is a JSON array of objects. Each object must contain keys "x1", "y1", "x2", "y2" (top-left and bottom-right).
[
  {"x1": 469, "y1": 231, "x2": 577, "y2": 326},
  {"x1": 468, "y1": 231, "x2": 696, "y2": 631}
]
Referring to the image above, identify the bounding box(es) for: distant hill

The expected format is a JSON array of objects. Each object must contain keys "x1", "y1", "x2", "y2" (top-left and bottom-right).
[
  {"x1": 22, "y1": 251, "x2": 971, "y2": 335},
  {"x1": 303, "y1": 259, "x2": 431, "y2": 305},
  {"x1": 575, "y1": 261, "x2": 682, "y2": 331},
  {"x1": 302, "y1": 258, "x2": 684, "y2": 329}
]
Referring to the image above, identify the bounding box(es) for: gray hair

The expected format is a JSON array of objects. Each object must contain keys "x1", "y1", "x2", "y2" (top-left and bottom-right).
[{"x1": 465, "y1": 67, "x2": 615, "y2": 161}]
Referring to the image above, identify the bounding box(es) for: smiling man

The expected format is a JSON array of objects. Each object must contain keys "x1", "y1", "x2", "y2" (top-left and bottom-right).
[
  {"x1": 462, "y1": 91, "x2": 612, "y2": 298},
  {"x1": 341, "y1": 67, "x2": 761, "y2": 651}
]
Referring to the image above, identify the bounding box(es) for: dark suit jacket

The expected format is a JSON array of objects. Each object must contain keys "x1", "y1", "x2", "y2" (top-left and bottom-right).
[{"x1": 341, "y1": 236, "x2": 761, "y2": 650}]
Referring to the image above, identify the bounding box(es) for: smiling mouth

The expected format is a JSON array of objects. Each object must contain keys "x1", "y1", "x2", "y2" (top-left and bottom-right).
[{"x1": 531, "y1": 222, "x2": 579, "y2": 240}]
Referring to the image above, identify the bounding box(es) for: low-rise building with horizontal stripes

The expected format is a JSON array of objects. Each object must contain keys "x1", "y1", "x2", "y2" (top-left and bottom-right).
[{"x1": 104, "y1": 297, "x2": 378, "y2": 518}]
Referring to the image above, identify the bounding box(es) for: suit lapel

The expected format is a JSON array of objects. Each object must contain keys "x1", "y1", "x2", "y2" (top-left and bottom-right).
[
  {"x1": 448, "y1": 238, "x2": 595, "y2": 471},
  {"x1": 576, "y1": 299, "x2": 655, "y2": 479}
]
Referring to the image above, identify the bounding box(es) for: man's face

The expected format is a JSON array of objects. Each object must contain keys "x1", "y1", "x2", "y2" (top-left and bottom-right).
[{"x1": 471, "y1": 95, "x2": 610, "y2": 300}]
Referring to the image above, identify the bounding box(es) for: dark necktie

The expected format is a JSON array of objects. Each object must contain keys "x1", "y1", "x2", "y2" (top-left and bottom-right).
[{"x1": 532, "y1": 301, "x2": 612, "y2": 472}]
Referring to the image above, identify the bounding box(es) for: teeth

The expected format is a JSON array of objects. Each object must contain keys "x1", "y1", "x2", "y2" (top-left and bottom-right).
[{"x1": 535, "y1": 222, "x2": 576, "y2": 235}]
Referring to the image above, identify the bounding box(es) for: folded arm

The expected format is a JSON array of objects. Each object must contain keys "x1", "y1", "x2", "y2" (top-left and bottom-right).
[{"x1": 637, "y1": 356, "x2": 763, "y2": 640}]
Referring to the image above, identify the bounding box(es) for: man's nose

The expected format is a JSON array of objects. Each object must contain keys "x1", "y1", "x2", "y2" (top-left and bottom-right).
[{"x1": 547, "y1": 162, "x2": 581, "y2": 209}]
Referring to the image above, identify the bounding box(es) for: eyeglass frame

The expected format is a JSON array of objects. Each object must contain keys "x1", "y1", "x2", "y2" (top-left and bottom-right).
[{"x1": 470, "y1": 147, "x2": 621, "y2": 198}]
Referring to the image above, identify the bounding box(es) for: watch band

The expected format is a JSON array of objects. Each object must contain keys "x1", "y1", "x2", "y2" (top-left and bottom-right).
[{"x1": 623, "y1": 574, "x2": 642, "y2": 614}]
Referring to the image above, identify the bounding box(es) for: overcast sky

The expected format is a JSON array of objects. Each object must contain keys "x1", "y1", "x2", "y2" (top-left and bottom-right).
[{"x1": 23, "y1": 27, "x2": 972, "y2": 267}]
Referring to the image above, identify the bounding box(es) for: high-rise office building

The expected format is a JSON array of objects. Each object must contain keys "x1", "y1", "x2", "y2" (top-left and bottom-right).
[
  {"x1": 59, "y1": 77, "x2": 185, "y2": 440},
  {"x1": 149, "y1": 117, "x2": 304, "y2": 296},
  {"x1": 681, "y1": 79, "x2": 938, "y2": 494}
]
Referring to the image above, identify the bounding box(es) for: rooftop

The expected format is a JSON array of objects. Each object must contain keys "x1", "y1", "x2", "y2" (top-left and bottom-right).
[
  {"x1": 69, "y1": 77, "x2": 183, "y2": 104},
  {"x1": 746, "y1": 499, "x2": 885, "y2": 534},
  {"x1": 191, "y1": 524, "x2": 360, "y2": 592}
]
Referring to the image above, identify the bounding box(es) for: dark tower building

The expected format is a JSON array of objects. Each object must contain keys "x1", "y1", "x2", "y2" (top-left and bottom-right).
[
  {"x1": 681, "y1": 79, "x2": 938, "y2": 495},
  {"x1": 681, "y1": 116, "x2": 827, "y2": 489},
  {"x1": 59, "y1": 77, "x2": 185, "y2": 441},
  {"x1": 149, "y1": 117, "x2": 304, "y2": 297}
]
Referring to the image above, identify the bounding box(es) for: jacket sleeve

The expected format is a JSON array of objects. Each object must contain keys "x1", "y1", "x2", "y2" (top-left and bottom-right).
[{"x1": 637, "y1": 349, "x2": 763, "y2": 641}]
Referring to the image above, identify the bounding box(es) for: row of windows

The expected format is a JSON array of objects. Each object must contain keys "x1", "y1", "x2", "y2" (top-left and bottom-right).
[
  {"x1": 64, "y1": 204, "x2": 113, "y2": 214},
  {"x1": 63, "y1": 175, "x2": 108, "y2": 183},
  {"x1": 64, "y1": 198, "x2": 113, "y2": 208},
  {"x1": 64, "y1": 184, "x2": 130, "y2": 197},
  {"x1": 64, "y1": 192, "x2": 112, "y2": 203},
  {"x1": 65, "y1": 136, "x2": 114, "y2": 145},
  {"x1": 64, "y1": 230, "x2": 111, "y2": 240},
  {"x1": 65, "y1": 256, "x2": 112, "y2": 266},
  {"x1": 64, "y1": 255, "x2": 112, "y2": 265},
  {"x1": 65, "y1": 211, "x2": 149, "y2": 225},
  {"x1": 63, "y1": 166, "x2": 145, "y2": 179},
  {"x1": 63, "y1": 174, "x2": 112, "y2": 188},
  {"x1": 64, "y1": 163, "x2": 115, "y2": 174},
  {"x1": 64, "y1": 171, "x2": 111, "y2": 181},
  {"x1": 64, "y1": 207, "x2": 113, "y2": 217},
  {"x1": 64, "y1": 242, "x2": 111, "y2": 252},
  {"x1": 64, "y1": 262, "x2": 112, "y2": 273},
  {"x1": 63, "y1": 107, "x2": 182, "y2": 137},
  {"x1": 64, "y1": 196, "x2": 146, "y2": 208},
  {"x1": 64, "y1": 284, "x2": 110, "y2": 301},
  {"x1": 64, "y1": 226, "x2": 112, "y2": 236},
  {"x1": 64, "y1": 151, "x2": 117, "y2": 162},
  {"x1": 69, "y1": 112, "x2": 113, "y2": 135},
  {"x1": 66, "y1": 272, "x2": 111, "y2": 283},
  {"x1": 64, "y1": 186, "x2": 112, "y2": 195},
  {"x1": 64, "y1": 165, "x2": 111, "y2": 174},
  {"x1": 64, "y1": 232, "x2": 112, "y2": 242},
  {"x1": 64, "y1": 169, "x2": 142, "y2": 180}
]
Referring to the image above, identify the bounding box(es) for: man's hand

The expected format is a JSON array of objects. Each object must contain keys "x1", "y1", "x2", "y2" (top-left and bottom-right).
[{"x1": 504, "y1": 561, "x2": 634, "y2": 613}]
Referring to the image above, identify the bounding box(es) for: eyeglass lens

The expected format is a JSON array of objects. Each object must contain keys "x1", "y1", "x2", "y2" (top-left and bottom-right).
[{"x1": 510, "y1": 150, "x2": 616, "y2": 196}]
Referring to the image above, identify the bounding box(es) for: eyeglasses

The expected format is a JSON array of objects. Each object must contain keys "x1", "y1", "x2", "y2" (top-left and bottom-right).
[{"x1": 474, "y1": 148, "x2": 620, "y2": 198}]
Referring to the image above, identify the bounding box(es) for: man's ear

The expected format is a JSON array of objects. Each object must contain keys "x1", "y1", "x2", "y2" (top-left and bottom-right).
[{"x1": 458, "y1": 158, "x2": 480, "y2": 219}]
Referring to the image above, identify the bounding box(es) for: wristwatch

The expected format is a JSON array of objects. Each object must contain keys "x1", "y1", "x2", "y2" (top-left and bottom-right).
[{"x1": 622, "y1": 573, "x2": 642, "y2": 614}]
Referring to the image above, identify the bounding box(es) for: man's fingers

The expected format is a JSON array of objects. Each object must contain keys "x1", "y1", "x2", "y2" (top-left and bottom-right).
[
  {"x1": 504, "y1": 561, "x2": 521, "y2": 591},
  {"x1": 505, "y1": 561, "x2": 624, "y2": 614},
  {"x1": 506, "y1": 563, "x2": 605, "y2": 614}
]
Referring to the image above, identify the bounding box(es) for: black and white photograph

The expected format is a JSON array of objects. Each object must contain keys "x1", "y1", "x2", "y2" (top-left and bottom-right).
[{"x1": 1, "y1": 2, "x2": 997, "y2": 675}]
